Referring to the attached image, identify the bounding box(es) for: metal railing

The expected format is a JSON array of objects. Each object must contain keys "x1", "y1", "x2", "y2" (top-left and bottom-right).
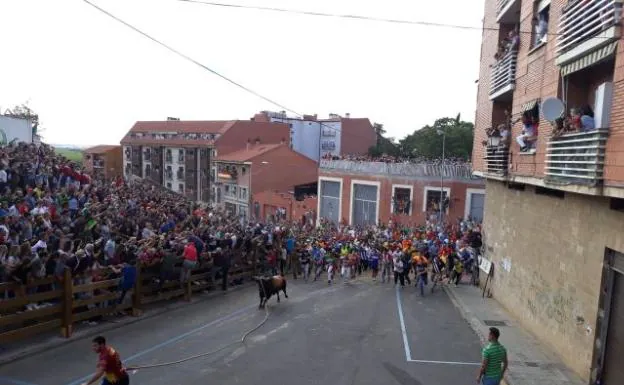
[
  {"x1": 322, "y1": 129, "x2": 337, "y2": 137},
  {"x1": 545, "y1": 129, "x2": 609, "y2": 185},
  {"x1": 489, "y1": 50, "x2": 517, "y2": 98},
  {"x1": 557, "y1": 0, "x2": 623, "y2": 54},
  {"x1": 484, "y1": 142, "x2": 509, "y2": 176},
  {"x1": 320, "y1": 160, "x2": 476, "y2": 179},
  {"x1": 497, "y1": 0, "x2": 516, "y2": 16}
]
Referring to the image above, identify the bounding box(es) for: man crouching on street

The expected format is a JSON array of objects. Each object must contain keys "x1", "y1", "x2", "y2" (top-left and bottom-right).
[{"x1": 82, "y1": 336, "x2": 130, "y2": 385}]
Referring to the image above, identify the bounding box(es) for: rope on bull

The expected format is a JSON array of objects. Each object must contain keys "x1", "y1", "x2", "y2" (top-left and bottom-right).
[{"x1": 126, "y1": 282, "x2": 271, "y2": 371}]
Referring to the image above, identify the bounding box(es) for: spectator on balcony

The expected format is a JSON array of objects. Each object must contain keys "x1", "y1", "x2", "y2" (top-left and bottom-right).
[
  {"x1": 534, "y1": 13, "x2": 548, "y2": 46},
  {"x1": 516, "y1": 114, "x2": 538, "y2": 152},
  {"x1": 579, "y1": 105, "x2": 596, "y2": 131}
]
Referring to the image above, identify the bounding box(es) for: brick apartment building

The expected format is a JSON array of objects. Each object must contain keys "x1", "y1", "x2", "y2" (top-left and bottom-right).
[
  {"x1": 213, "y1": 143, "x2": 318, "y2": 221},
  {"x1": 83, "y1": 145, "x2": 122, "y2": 180},
  {"x1": 474, "y1": 0, "x2": 624, "y2": 382},
  {"x1": 120, "y1": 119, "x2": 289, "y2": 202},
  {"x1": 318, "y1": 160, "x2": 485, "y2": 226},
  {"x1": 252, "y1": 111, "x2": 377, "y2": 161}
]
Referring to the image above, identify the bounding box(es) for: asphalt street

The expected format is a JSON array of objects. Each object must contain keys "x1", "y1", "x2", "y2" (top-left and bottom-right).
[{"x1": 0, "y1": 276, "x2": 483, "y2": 385}]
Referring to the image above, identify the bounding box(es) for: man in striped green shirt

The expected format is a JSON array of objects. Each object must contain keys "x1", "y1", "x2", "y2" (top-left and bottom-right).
[{"x1": 477, "y1": 327, "x2": 508, "y2": 385}]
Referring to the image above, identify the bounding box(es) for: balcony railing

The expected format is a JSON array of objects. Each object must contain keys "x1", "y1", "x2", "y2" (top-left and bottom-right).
[
  {"x1": 322, "y1": 128, "x2": 337, "y2": 137},
  {"x1": 483, "y1": 141, "x2": 509, "y2": 176},
  {"x1": 497, "y1": 0, "x2": 518, "y2": 19},
  {"x1": 489, "y1": 50, "x2": 517, "y2": 100},
  {"x1": 545, "y1": 129, "x2": 609, "y2": 186},
  {"x1": 556, "y1": 0, "x2": 622, "y2": 55},
  {"x1": 320, "y1": 160, "x2": 477, "y2": 179}
]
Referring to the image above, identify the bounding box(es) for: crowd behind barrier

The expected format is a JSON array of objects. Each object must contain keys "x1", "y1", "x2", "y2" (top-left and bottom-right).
[{"x1": 0, "y1": 141, "x2": 484, "y2": 345}]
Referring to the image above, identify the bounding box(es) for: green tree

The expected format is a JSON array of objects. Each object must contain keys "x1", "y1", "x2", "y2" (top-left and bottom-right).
[
  {"x1": 399, "y1": 115, "x2": 474, "y2": 160},
  {"x1": 368, "y1": 122, "x2": 400, "y2": 157}
]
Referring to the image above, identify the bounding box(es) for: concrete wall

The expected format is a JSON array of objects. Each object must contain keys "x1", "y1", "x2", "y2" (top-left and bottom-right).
[{"x1": 482, "y1": 180, "x2": 624, "y2": 380}]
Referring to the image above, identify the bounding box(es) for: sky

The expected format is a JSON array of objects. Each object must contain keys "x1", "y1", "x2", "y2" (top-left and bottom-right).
[{"x1": 0, "y1": 0, "x2": 485, "y2": 147}]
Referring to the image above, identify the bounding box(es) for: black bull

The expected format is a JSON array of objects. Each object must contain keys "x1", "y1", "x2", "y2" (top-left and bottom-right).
[{"x1": 253, "y1": 276, "x2": 288, "y2": 309}]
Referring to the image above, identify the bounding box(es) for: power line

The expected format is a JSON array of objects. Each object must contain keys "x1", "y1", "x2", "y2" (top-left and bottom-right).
[
  {"x1": 82, "y1": 0, "x2": 359, "y2": 139},
  {"x1": 176, "y1": 0, "x2": 567, "y2": 38}
]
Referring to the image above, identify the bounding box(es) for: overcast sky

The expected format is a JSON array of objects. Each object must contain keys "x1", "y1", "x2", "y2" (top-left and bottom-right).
[{"x1": 0, "y1": 0, "x2": 484, "y2": 147}]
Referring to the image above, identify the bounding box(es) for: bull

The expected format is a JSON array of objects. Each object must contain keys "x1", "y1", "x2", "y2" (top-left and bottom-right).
[{"x1": 253, "y1": 275, "x2": 288, "y2": 309}]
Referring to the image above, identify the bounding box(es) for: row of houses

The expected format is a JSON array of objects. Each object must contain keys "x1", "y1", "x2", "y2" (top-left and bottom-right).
[{"x1": 83, "y1": 112, "x2": 485, "y2": 226}]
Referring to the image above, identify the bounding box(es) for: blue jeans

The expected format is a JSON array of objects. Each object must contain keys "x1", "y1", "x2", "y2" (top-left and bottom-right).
[{"x1": 482, "y1": 376, "x2": 501, "y2": 385}]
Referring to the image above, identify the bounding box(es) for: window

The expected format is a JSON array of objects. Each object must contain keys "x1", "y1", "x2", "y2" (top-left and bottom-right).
[
  {"x1": 531, "y1": 0, "x2": 549, "y2": 48},
  {"x1": 178, "y1": 150, "x2": 184, "y2": 162},
  {"x1": 145, "y1": 164, "x2": 151, "y2": 177},
  {"x1": 392, "y1": 187, "x2": 412, "y2": 215},
  {"x1": 166, "y1": 149, "x2": 172, "y2": 162},
  {"x1": 179, "y1": 184, "x2": 184, "y2": 192},
  {"x1": 166, "y1": 183, "x2": 172, "y2": 189},
  {"x1": 240, "y1": 188, "x2": 247, "y2": 200},
  {"x1": 321, "y1": 141, "x2": 336, "y2": 151},
  {"x1": 225, "y1": 185, "x2": 230, "y2": 194},
  {"x1": 423, "y1": 187, "x2": 450, "y2": 214},
  {"x1": 232, "y1": 186, "x2": 237, "y2": 197},
  {"x1": 517, "y1": 101, "x2": 540, "y2": 153},
  {"x1": 187, "y1": 149, "x2": 195, "y2": 156},
  {"x1": 177, "y1": 167, "x2": 184, "y2": 179}
]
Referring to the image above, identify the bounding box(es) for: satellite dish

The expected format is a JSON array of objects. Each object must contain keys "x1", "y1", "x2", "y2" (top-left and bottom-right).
[{"x1": 542, "y1": 97, "x2": 565, "y2": 121}]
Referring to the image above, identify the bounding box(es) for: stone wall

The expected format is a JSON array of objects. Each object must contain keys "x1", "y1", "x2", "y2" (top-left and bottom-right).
[{"x1": 482, "y1": 180, "x2": 624, "y2": 381}]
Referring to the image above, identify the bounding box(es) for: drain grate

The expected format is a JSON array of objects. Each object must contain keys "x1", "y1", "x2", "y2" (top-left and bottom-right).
[
  {"x1": 524, "y1": 362, "x2": 539, "y2": 367},
  {"x1": 483, "y1": 320, "x2": 508, "y2": 327}
]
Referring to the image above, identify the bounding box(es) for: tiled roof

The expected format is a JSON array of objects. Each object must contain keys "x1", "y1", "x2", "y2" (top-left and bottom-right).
[
  {"x1": 129, "y1": 120, "x2": 236, "y2": 134},
  {"x1": 84, "y1": 145, "x2": 120, "y2": 154},
  {"x1": 215, "y1": 143, "x2": 283, "y2": 162}
]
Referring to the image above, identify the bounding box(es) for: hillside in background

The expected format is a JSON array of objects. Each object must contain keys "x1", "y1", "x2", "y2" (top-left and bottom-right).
[{"x1": 54, "y1": 147, "x2": 83, "y2": 163}]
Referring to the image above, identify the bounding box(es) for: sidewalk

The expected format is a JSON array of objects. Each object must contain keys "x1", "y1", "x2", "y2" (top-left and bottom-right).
[
  {"x1": 445, "y1": 283, "x2": 585, "y2": 385},
  {"x1": 0, "y1": 284, "x2": 248, "y2": 366}
]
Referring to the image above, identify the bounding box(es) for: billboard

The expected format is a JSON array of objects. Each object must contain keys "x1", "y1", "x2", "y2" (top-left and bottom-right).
[{"x1": 0, "y1": 116, "x2": 33, "y2": 145}]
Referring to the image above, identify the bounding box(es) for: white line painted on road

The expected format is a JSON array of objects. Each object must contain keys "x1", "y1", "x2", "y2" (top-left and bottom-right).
[
  {"x1": 408, "y1": 359, "x2": 481, "y2": 366},
  {"x1": 395, "y1": 286, "x2": 412, "y2": 362}
]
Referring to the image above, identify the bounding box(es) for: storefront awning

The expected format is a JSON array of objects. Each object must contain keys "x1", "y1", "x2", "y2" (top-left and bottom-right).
[
  {"x1": 561, "y1": 41, "x2": 618, "y2": 77},
  {"x1": 520, "y1": 99, "x2": 540, "y2": 112}
]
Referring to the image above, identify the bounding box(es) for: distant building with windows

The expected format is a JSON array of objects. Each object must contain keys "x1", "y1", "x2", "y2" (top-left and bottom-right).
[
  {"x1": 317, "y1": 160, "x2": 484, "y2": 226},
  {"x1": 120, "y1": 119, "x2": 289, "y2": 202},
  {"x1": 214, "y1": 143, "x2": 318, "y2": 221},
  {"x1": 83, "y1": 145, "x2": 122, "y2": 180},
  {"x1": 252, "y1": 111, "x2": 377, "y2": 162}
]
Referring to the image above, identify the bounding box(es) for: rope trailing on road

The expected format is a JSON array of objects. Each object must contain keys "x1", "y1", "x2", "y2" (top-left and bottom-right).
[{"x1": 126, "y1": 284, "x2": 270, "y2": 370}]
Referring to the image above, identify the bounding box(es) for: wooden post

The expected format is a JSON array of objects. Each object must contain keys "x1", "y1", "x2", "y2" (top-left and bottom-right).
[
  {"x1": 61, "y1": 267, "x2": 73, "y2": 338},
  {"x1": 184, "y1": 274, "x2": 192, "y2": 302},
  {"x1": 252, "y1": 248, "x2": 257, "y2": 276},
  {"x1": 132, "y1": 263, "x2": 143, "y2": 316}
]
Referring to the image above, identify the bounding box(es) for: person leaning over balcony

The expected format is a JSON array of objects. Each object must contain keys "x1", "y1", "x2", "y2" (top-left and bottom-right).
[
  {"x1": 516, "y1": 114, "x2": 538, "y2": 152},
  {"x1": 579, "y1": 105, "x2": 596, "y2": 132}
]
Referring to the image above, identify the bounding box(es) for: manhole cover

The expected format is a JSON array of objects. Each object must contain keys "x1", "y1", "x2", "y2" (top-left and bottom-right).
[
  {"x1": 483, "y1": 320, "x2": 507, "y2": 327},
  {"x1": 525, "y1": 362, "x2": 539, "y2": 367}
]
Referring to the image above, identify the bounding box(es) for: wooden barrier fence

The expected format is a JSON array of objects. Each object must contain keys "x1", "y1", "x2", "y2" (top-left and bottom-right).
[{"x1": 0, "y1": 261, "x2": 256, "y2": 344}]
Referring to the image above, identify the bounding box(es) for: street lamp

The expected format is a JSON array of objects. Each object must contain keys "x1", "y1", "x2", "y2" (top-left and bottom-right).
[{"x1": 436, "y1": 128, "x2": 446, "y2": 225}]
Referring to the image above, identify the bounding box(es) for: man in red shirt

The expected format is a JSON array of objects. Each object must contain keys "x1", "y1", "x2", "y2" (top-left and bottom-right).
[{"x1": 82, "y1": 336, "x2": 129, "y2": 385}]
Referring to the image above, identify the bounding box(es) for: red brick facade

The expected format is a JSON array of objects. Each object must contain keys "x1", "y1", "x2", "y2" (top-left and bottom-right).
[
  {"x1": 318, "y1": 169, "x2": 485, "y2": 226},
  {"x1": 252, "y1": 190, "x2": 317, "y2": 223},
  {"x1": 473, "y1": 0, "x2": 624, "y2": 187}
]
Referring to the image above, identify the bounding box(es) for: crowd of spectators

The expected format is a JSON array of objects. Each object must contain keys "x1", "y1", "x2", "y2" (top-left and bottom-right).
[
  {"x1": 0, "y1": 141, "x2": 299, "y2": 320},
  {"x1": 321, "y1": 153, "x2": 471, "y2": 166}
]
